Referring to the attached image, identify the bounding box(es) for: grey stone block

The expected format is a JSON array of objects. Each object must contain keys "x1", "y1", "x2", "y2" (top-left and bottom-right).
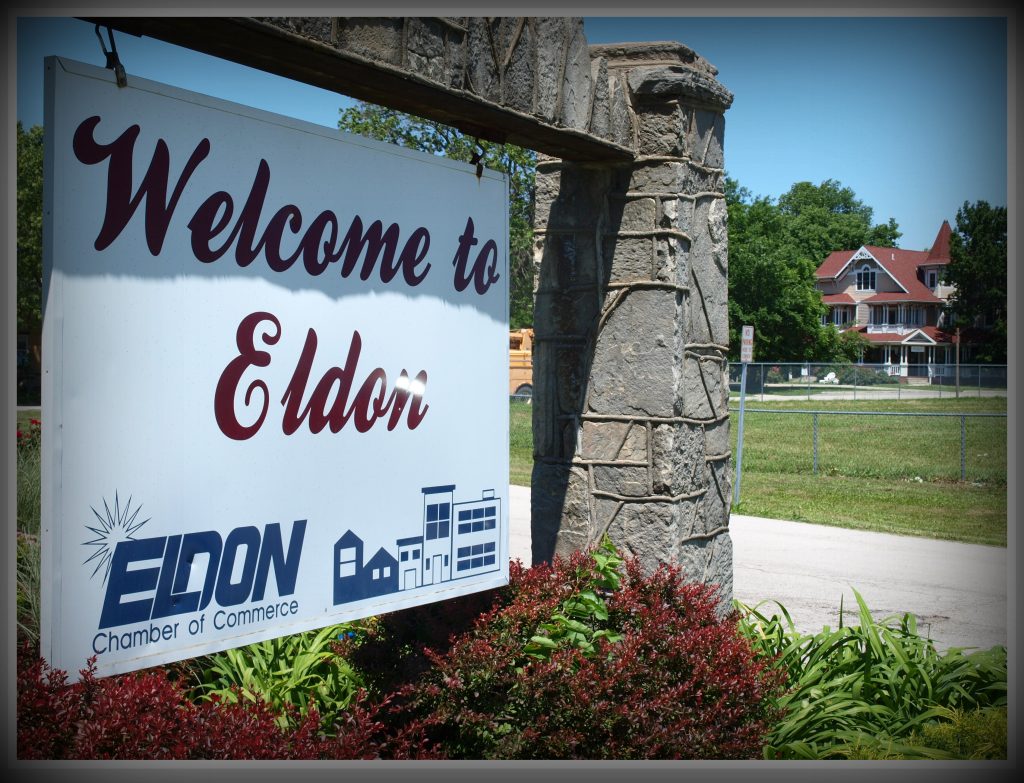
[
  {"x1": 618, "y1": 197, "x2": 657, "y2": 232},
  {"x1": 405, "y1": 17, "x2": 447, "y2": 82},
  {"x1": 604, "y1": 502, "x2": 680, "y2": 575},
  {"x1": 561, "y1": 20, "x2": 592, "y2": 130},
  {"x1": 681, "y1": 354, "x2": 720, "y2": 420},
  {"x1": 675, "y1": 529, "x2": 733, "y2": 610},
  {"x1": 608, "y1": 73, "x2": 634, "y2": 148},
  {"x1": 605, "y1": 236, "x2": 653, "y2": 282},
  {"x1": 659, "y1": 196, "x2": 694, "y2": 233},
  {"x1": 651, "y1": 423, "x2": 707, "y2": 495},
  {"x1": 588, "y1": 56, "x2": 610, "y2": 139},
  {"x1": 535, "y1": 17, "x2": 568, "y2": 123},
  {"x1": 503, "y1": 18, "x2": 535, "y2": 114},
  {"x1": 687, "y1": 197, "x2": 729, "y2": 346},
  {"x1": 628, "y1": 64, "x2": 734, "y2": 111},
  {"x1": 589, "y1": 289, "x2": 677, "y2": 417},
  {"x1": 654, "y1": 235, "x2": 689, "y2": 286},
  {"x1": 581, "y1": 420, "x2": 648, "y2": 461},
  {"x1": 466, "y1": 17, "x2": 500, "y2": 101},
  {"x1": 636, "y1": 102, "x2": 685, "y2": 157},
  {"x1": 334, "y1": 17, "x2": 403, "y2": 64},
  {"x1": 693, "y1": 109, "x2": 725, "y2": 168},
  {"x1": 593, "y1": 465, "x2": 650, "y2": 498},
  {"x1": 264, "y1": 16, "x2": 336, "y2": 46},
  {"x1": 531, "y1": 463, "x2": 593, "y2": 563},
  {"x1": 703, "y1": 417, "x2": 731, "y2": 457}
]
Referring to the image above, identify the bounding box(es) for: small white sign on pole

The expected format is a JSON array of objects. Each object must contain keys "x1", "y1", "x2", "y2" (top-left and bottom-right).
[
  {"x1": 41, "y1": 57, "x2": 510, "y2": 677},
  {"x1": 740, "y1": 324, "x2": 754, "y2": 364}
]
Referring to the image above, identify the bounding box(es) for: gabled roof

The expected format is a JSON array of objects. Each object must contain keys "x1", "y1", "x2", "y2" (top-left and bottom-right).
[
  {"x1": 822, "y1": 293, "x2": 856, "y2": 304},
  {"x1": 816, "y1": 246, "x2": 908, "y2": 292},
  {"x1": 815, "y1": 222, "x2": 952, "y2": 303},
  {"x1": 862, "y1": 290, "x2": 943, "y2": 303},
  {"x1": 845, "y1": 325, "x2": 954, "y2": 345}
]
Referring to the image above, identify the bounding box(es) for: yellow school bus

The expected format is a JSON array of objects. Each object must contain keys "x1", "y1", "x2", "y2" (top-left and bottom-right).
[{"x1": 510, "y1": 328, "x2": 533, "y2": 400}]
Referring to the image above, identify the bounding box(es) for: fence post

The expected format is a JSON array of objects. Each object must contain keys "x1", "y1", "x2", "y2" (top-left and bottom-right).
[
  {"x1": 813, "y1": 412, "x2": 819, "y2": 475},
  {"x1": 960, "y1": 415, "x2": 966, "y2": 481},
  {"x1": 733, "y1": 362, "x2": 749, "y2": 507}
]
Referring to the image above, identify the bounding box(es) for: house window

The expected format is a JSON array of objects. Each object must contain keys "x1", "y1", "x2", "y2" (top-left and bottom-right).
[
  {"x1": 871, "y1": 305, "x2": 895, "y2": 326},
  {"x1": 927, "y1": 270, "x2": 938, "y2": 289},
  {"x1": 856, "y1": 264, "x2": 876, "y2": 291},
  {"x1": 338, "y1": 547, "x2": 357, "y2": 578}
]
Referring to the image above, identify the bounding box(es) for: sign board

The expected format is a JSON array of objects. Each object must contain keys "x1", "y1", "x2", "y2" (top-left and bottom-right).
[
  {"x1": 740, "y1": 325, "x2": 754, "y2": 364},
  {"x1": 41, "y1": 57, "x2": 510, "y2": 677}
]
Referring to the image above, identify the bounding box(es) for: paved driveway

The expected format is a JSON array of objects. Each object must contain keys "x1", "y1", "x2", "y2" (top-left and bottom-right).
[{"x1": 508, "y1": 486, "x2": 1007, "y2": 652}]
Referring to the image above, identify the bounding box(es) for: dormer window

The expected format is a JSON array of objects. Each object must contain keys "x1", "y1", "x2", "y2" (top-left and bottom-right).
[
  {"x1": 927, "y1": 270, "x2": 938, "y2": 290},
  {"x1": 856, "y1": 264, "x2": 876, "y2": 291}
]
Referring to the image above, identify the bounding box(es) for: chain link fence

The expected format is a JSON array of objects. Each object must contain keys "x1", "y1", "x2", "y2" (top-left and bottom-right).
[
  {"x1": 732, "y1": 408, "x2": 1007, "y2": 485},
  {"x1": 729, "y1": 362, "x2": 1007, "y2": 401}
]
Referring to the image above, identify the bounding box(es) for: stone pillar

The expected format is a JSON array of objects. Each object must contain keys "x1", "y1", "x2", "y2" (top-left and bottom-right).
[{"x1": 531, "y1": 42, "x2": 734, "y2": 605}]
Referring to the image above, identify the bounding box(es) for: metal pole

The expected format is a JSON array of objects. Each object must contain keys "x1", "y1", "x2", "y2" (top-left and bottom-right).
[
  {"x1": 955, "y1": 327, "x2": 960, "y2": 398},
  {"x1": 733, "y1": 362, "x2": 748, "y2": 507},
  {"x1": 813, "y1": 412, "x2": 819, "y2": 475},
  {"x1": 961, "y1": 415, "x2": 966, "y2": 481}
]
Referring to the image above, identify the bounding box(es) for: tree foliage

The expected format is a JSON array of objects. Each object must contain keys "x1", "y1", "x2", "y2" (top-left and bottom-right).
[
  {"x1": 726, "y1": 177, "x2": 899, "y2": 362},
  {"x1": 338, "y1": 102, "x2": 537, "y2": 328},
  {"x1": 945, "y1": 200, "x2": 1007, "y2": 363},
  {"x1": 17, "y1": 122, "x2": 44, "y2": 335}
]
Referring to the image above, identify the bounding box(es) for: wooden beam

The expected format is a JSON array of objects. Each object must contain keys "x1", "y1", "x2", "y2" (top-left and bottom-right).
[{"x1": 84, "y1": 17, "x2": 634, "y2": 163}]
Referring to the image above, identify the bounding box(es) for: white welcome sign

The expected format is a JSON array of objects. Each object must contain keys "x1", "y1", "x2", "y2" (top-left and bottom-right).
[{"x1": 41, "y1": 57, "x2": 510, "y2": 677}]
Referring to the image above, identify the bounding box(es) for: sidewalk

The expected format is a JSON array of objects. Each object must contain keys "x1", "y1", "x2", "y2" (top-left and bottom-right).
[{"x1": 507, "y1": 486, "x2": 1007, "y2": 652}]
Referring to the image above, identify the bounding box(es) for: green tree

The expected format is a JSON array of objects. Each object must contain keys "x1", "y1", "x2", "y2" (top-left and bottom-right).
[
  {"x1": 726, "y1": 177, "x2": 900, "y2": 362},
  {"x1": 945, "y1": 200, "x2": 1007, "y2": 363},
  {"x1": 726, "y1": 178, "x2": 823, "y2": 361},
  {"x1": 17, "y1": 122, "x2": 44, "y2": 338},
  {"x1": 338, "y1": 102, "x2": 537, "y2": 328},
  {"x1": 777, "y1": 178, "x2": 901, "y2": 266}
]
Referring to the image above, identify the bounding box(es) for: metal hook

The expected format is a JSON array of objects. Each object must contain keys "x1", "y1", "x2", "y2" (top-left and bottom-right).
[
  {"x1": 95, "y1": 24, "x2": 127, "y2": 88},
  {"x1": 469, "y1": 139, "x2": 485, "y2": 180}
]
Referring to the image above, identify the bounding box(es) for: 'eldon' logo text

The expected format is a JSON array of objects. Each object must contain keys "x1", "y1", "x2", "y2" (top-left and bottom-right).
[{"x1": 98, "y1": 520, "x2": 306, "y2": 632}]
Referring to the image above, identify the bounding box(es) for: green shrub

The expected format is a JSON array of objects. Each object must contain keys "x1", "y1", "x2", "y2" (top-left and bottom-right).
[
  {"x1": 909, "y1": 706, "x2": 1007, "y2": 759},
  {"x1": 192, "y1": 622, "x2": 368, "y2": 733},
  {"x1": 736, "y1": 591, "x2": 1007, "y2": 760}
]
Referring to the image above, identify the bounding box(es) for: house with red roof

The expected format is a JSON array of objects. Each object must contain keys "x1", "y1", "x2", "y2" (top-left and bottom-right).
[{"x1": 814, "y1": 221, "x2": 961, "y2": 382}]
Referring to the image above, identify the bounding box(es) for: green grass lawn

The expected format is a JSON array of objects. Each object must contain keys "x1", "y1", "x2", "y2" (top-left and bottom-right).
[
  {"x1": 732, "y1": 472, "x2": 1006, "y2": 547},
  {"x1": 510, "y1": 401, "x2": 533, "y2": 487},
  {"x1": 19, "y1": 401, "x2": 1007, "y2": 547},
  {"x1": 509, "y1": 398, "x2": 1006, "y2": 547}
]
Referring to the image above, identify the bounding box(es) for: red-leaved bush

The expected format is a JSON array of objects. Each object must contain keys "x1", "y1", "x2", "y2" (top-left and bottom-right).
[
  {"x1": 15, "y1": 644, "x2": 372, "y2": 759},
  {"x1": 349, "y1": 552, "x2": 785, "y2": 759},
  {"x1": 18, "y1": 545, "x2": 784, "y2": 760}
]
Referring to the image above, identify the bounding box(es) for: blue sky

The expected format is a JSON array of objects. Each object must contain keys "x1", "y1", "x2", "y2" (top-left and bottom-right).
[{"x1": 16, "y1": 14, "x2": 1008, "y2": 252}]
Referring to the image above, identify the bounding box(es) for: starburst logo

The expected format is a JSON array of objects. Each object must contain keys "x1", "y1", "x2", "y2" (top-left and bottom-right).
[{"x1": 83, "y1": 493, "x2": 151, "y2": 585}]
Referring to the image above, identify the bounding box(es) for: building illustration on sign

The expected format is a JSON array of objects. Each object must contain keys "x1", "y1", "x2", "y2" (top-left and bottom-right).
[{"x1": 333, "y1": 485, "x2": 502, "y2": 605}]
